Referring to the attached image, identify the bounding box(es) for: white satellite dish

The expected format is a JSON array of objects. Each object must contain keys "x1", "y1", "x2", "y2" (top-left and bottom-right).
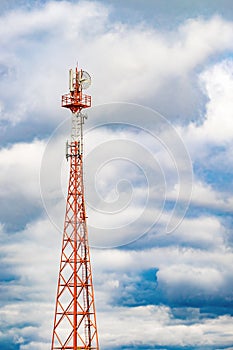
[{"x1": 78, "y1": 71, "x2": 91, "y2": 90}]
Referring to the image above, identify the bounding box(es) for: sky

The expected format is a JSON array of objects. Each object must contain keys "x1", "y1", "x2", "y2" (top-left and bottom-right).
[{"x1": 0, "y1": 0, "x2": 233, "y2": 349}]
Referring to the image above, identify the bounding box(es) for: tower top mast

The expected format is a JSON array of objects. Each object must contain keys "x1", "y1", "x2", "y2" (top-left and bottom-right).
[
  {"x1": 62, "y1": 65, "x2": 92, "y2": 152},
  {"x1": 62, "y1": 65, "x2": 91, "y2": 113}
]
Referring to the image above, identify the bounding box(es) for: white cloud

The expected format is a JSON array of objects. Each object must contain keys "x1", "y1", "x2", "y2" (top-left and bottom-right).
[
  {"x1": 1, "y1": 3, "x2": 233, "y2": 126},
  {"x1": 185, "y1": 59, "x2": 233, "y2": 146},
  {"x1": 1, "y1": 208, "x2": 233, "y2": 348},
  {"x1": 158, "y1": 265, "x2": 224, "y2": 291},
  {"x1": 97, "y1": 305, "x2": 233, "y2": 348},
  {"x1": 176, "y1": 59, "x2": 233, "y2": 211},
  {"x1": 0, "y1": 301, "x2": 53, "y2": 349},
  {"x1": 2, "y1": 296, "x2": 232, "y2": 348},
  {"x1": 20, "y1": 342, "x2": 50, "y2": 350},
  {"x1": 0, "y1": 1, "x2": 108, "y2": 124},
  {"x1": 200, "y1": 60, "x2": 233, "y2": 140},
  {"x1": 0, "y1": 140, "x2": 45, "y2": 200},
  {"x1": 189, "y1": 179, "x2": 233, "y2": 211},
  {"x1": 0, "y1": 1, "x2": 108, "y2": 43},
  {"x1": 167, "y1": 215, "x2": 226, "y2": 249}
]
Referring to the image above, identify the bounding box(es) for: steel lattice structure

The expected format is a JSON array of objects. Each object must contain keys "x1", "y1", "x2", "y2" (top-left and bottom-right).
[{"x1": 51, "y1": 66, "x2": 99, "y2": 350}]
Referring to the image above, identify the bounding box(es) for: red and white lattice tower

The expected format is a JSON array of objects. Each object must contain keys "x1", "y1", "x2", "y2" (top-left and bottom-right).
[{"x1": 51, "y1": 66, "x2": 99, "y2": 349}]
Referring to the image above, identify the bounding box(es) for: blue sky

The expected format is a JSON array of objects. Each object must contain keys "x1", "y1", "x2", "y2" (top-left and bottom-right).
[{"x1": 1, "y1": 1, "x2": 233, "y2": 349}]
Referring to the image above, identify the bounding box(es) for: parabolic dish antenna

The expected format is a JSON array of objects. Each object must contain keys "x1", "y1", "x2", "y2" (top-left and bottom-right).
[{"x1": 79, "y1": 71, "x2": 91, "y2": 90}]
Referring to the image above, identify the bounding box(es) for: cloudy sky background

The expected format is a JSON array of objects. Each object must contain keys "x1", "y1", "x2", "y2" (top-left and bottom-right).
[{"x1": 1, "y1": 0, "x2": 233, "y2": 349}]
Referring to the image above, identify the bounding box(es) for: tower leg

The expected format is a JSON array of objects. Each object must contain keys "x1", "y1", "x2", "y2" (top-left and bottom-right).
[{"x1": 51, "y1": 140, "x2": 99, "y2": 349}]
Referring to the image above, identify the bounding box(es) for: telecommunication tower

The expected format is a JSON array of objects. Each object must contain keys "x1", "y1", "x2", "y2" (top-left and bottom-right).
[{"x1": 51, "y1": 66, "x2": 99, "y2": 349}]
